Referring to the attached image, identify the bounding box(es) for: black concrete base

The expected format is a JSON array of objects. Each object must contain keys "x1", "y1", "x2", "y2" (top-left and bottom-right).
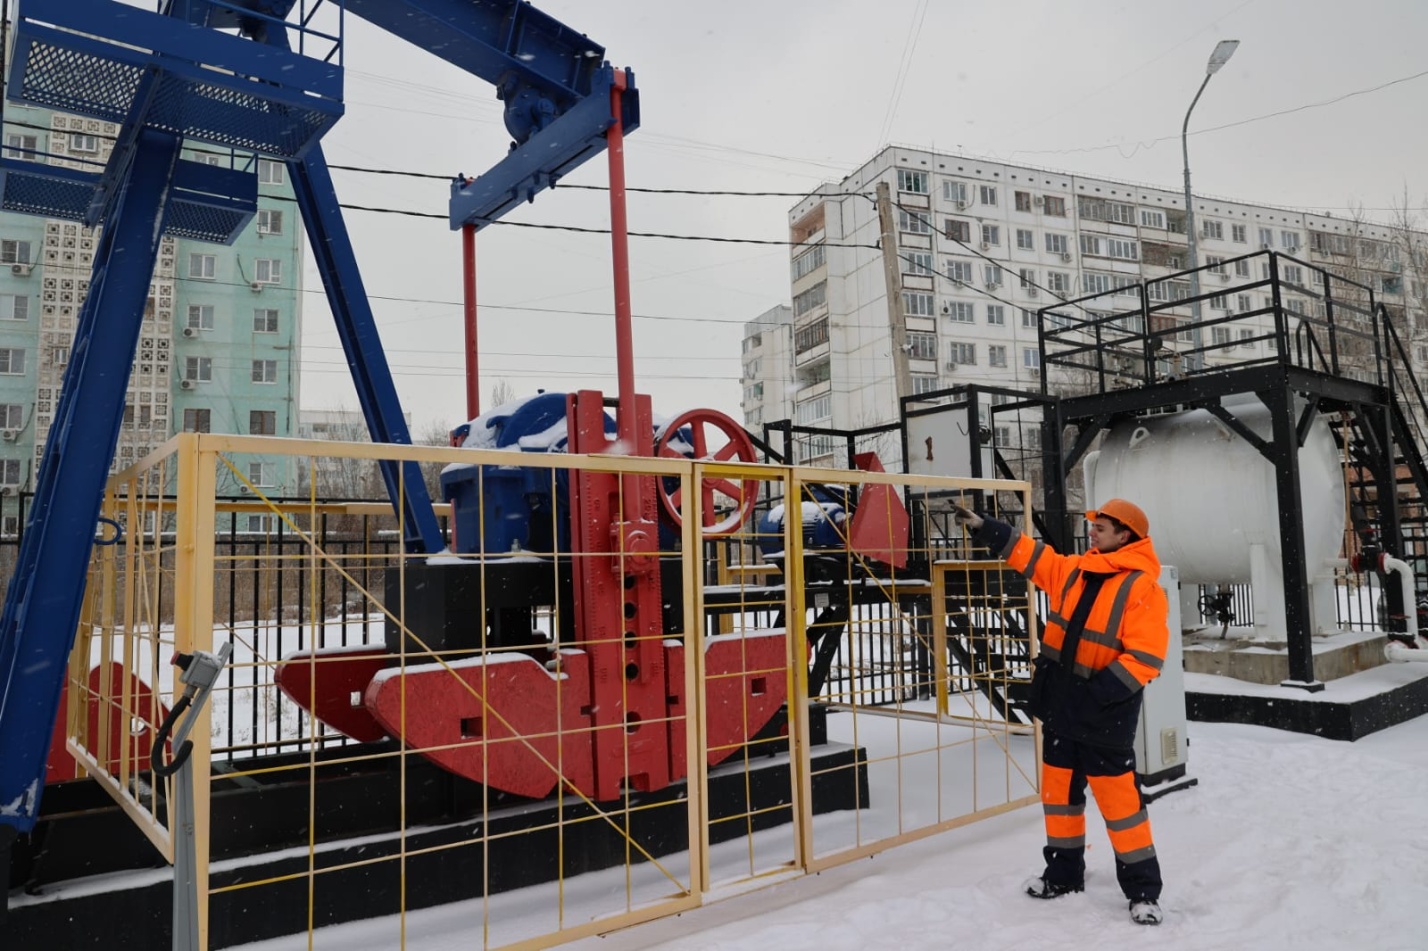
[
  {"x1": 1187, "y1": 670, "x2": 1428, "y2": 740},
  {"x1": 5, "y1": 744, "x2": 866, "y2": 950}
]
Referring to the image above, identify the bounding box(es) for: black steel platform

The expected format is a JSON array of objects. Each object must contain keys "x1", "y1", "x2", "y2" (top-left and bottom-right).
[{"x1": 1186, "y1": 665, "x2": 1428, "y2": 740}]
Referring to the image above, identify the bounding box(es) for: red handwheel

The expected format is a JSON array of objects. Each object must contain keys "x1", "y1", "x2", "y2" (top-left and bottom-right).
[{"x1": 655, "y1": 409, "x2": 759, "y2": 537}]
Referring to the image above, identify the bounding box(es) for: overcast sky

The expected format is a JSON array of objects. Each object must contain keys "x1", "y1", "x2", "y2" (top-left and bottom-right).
[{"x1": 301, "y1": 0, "x2": 1428, "y2": 433}]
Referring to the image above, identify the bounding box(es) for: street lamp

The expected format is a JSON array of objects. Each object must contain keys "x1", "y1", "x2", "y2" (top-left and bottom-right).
[{"x1": 1182, "y1": 39, "x2": 1239, "y2": 370}]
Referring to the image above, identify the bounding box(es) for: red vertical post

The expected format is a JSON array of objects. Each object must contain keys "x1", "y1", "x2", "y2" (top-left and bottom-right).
[
  {"x1": 462, "y1": 222, "x2": 479, "y2": 420},
  {"x1": 606, "y1": 70, "x2": 636, "y2": 447}
]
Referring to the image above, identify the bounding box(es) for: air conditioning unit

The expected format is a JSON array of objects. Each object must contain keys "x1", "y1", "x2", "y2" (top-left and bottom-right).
[
  {"x1": 1218, "y1": 272, "x2": 1230, "y2": 282},
  {"x1": 985, "y1": 281, "x2": 1001, "y2": 290},
  {"x1": 1026, "y1": 287, "x2": 1039, "y2": 298},
  {"x1": 955, "y1": 200, "x2": 969, "y2": 210},
  {"x1": 1060, "y1": 252, "x2": 1073, "y2": 262},
  {"x1": 10, "y1": 263, "x2": 33, "y2": 277},
  {"x1": 0, "y1": 431, "x2": 16, "y2": 442},
  {"x1": 181, "y1": 327, "x2": 198, "y2": 338},
  {"x1": 980, "y1": 241, "x2": 992, "y2": 250},
  {"x1": 940, "y1": 301, "x2": 951, "y2": 315},
  {"x1": 1260, "y1": 242, "x2": 1273, "y2": 250},
  {"x1": 0, "y1": 486, "x2": 13, "y2": 497},
  {"x1": 945, "y1": 361, "x2": 958, "y2": 371},
  {"x1": 249, "y1": 281, "x2": 264, "y2": 292},
  {"x1": 1033, "y1": 195, "x2": 1045, "y2": 206},
  {"x1": 1029, "y1": 367, "x2": 1041, "y2": 377},
  {"x1": 180, "y1": 379, "x2": 195, "y2": 390}
]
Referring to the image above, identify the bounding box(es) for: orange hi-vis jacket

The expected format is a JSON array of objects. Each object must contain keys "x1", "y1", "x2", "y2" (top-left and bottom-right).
[
  {"x1": 987, "y1": 522, "x2": 1171, "y2": 746},
  {"x1": 1003, "y1": 527, "x2": 1169, "y2": 692}
]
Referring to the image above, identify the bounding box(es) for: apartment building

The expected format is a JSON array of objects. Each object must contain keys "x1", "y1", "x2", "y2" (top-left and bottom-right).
[
  {"x1": 0, "y1": 104, "x2": 303, "y2": 531},
  {"x1": 753, "y1": 145, "x2": 1427, "y2": 464}
]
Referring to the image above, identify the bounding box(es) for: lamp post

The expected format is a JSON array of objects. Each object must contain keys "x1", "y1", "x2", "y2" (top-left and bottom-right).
[{"x1": 1182, "y1": 39, "x2": 1239, "y2": 370}]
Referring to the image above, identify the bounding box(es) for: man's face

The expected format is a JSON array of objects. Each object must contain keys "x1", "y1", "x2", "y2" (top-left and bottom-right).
[{"x1": 1088, "y1": 517, "x2": 1131, "y2": 553}]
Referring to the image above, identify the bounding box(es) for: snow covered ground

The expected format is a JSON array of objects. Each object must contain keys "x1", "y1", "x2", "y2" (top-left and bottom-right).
[{"x1": 234, "y1": 687, "x2": 1428, "y2": 951}]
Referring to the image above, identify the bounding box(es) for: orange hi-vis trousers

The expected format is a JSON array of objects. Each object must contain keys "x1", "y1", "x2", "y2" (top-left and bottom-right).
[{"x1": 1040, "y1": 726, "x2": 1161, "y2": 901}]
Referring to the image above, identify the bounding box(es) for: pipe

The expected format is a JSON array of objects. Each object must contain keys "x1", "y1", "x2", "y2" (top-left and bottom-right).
[
  {"x1": 606, "y1": 69, "x2": 636, "y2": 449},
  {"x1": 1381, "y1": 553, "x2": 1422, "y2": 647},
  {"x1": 462, "y1": 221, "x2": 479, "y2": 420},
  {"x1": 1385, "y1": 643, "x2": 1428, "y2": 663}
]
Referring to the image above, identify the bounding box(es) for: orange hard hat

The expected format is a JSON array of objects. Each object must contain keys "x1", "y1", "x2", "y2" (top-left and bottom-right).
[{"x1": 1084, "y1": 498, "x2": 1149, "y2": 539}]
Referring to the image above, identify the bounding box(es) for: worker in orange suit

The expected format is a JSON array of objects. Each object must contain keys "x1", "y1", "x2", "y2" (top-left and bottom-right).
[{"x1": 951, "y1": 498, "x2": 1170, "y2": 926}]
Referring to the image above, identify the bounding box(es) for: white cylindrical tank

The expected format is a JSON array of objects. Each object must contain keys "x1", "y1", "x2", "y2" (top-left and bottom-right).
[{"x1": 1084, "y1": 395, "x2": 1345, "y2": 585}]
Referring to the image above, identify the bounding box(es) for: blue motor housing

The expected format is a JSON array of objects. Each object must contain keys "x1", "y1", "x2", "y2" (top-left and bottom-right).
[
  {"x1": 755, "y1": 483, "x2": 851, "y2": 558},
  {"x1": 441, "y1": 393, "x2": 616, "y2": 555},
  {"x1": 442, "y1": 393, "x2": 704, "y2": 556}
]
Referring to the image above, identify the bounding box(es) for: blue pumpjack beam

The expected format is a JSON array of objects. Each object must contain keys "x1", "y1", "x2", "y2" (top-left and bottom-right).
[{"x1": 0, "y1": 131, "x2": 183, "y2": 833}]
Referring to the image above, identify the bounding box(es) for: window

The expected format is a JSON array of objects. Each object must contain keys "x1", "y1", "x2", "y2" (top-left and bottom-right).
[
  {"x1": 981, "y1": 224, "x2": 1000, "y2": 247},
  {"x1": 946, "y1": 259, "x2": 974, "y2": 284},
  {"x1": 1283, "y1": 265, "x2": 1304, "y2": 286},
  {"x1": 253, "y1": 308, "x2": 280, "y2": 333},
  {"x1": 1206, "y1": 255, "x2": 1225, "y2": 274},
  {"x1": 1021, "y1": 309, "x2": 1037, "y2": 328},
  {"x1": 1018, "y1": 268, "x2": 1037, "y2": 289},
  {"x1": 944, "y1": 218, "x2": 971, "y2": 243},
  {"x1": 196, "y1": 152, "x2": 224, "y2": 167},
  {"x1": 0, "y1": 240, "x2": 32, "y2": 265},
  {"x1": 256, "y1": 209, "x2": 284, "y2": 235},
  {"x1": 0, "y1": 295, "x2": 28, "y2": 321},
  {"x1": 70, "y1": 133, "x2": 99, "y2": 154},
  {"x1": 793, "y1": 281, "x2": 826, "y2": 317},
  {"x1": 183, "y1": 408, "x2": 211, "y2": 433},
  {"x1": 901, "y1": 251, "x2": 932, "y2": 276},
  {"x1": 1258, "y1": 227, "x2": 1274, "y2": 248},
  {"x1": 1043, "y1": 196, "x2": 1066, "y2": 217},
  {"x1": 943, "y1": 180, "x2": 968, "y2": 205},
  {"x1": 1047, "y1": 271, "x2": 1072, "y2": 294},
  {"x1": 1232, "y1": 224, "x2": 1247, "y2": 244},
  {"x1": 911, "y1": 375, "x2": 939, "y2": 395},
  {"x1": 795, "y1": 396, "x2": 831, "y2": 424},
  {"x1": 253, "y1": 258, "x2": 282, "y2": 284},
  {"x1": 189, "y1": 253, "x2": 216, "y2": 279},
  {"x1": 1015, "y1": 191, "x2": 1033, "y2": 212},
  {"x1": 185, "y1": 356, "x2": 212, "y2": 382},
  {"x1": 1106, "y1": 238, "x2": 1138, "y2": 261},
  {"x1": 186, "y1": 304, "x2": 214, "y2": 330},
  {"x1": 1141, "y1": 210, "x2": 1165, "y2": 229},
  {"x1": 1236, "y1": 294, "x2": 1252, "y2": 312},
  {"x1": 946, "y1": 301, "x2": 975, "y2": 323},
  {"x1": 988, "y1": 344, "x2": 1008, "y2": 367},
  {"x1": 1281, "y1": 231, "x2": 1300, "y2": 252},
  {"x1": 1240, "y1": 328, "x2": 1255, "y2": 349},
  {"x1": 250, "y1": 410, "x2": 276, "y2": 435},
  {"x1": 1045, "y1": 233, "x2": 1069, "y2": 255},
  {"x1": 1080, "y1": 234, "x2": 1103, "y2": 256},
  {"x1": 1083, "y1": 272, "x2": 1110, "y2": 295},
  {"x1": 979, "y1": 185, "x2": 998, "y2": 207},
  {"x1": 792, "y1": 244, "x2": 825, "y2": 281},
  {"x1": 1212, "y1": 327, "x2": 1232, "y2": 346},
  {"x1": 1077, "y1": 197, "x2": 1135, "y2": 224},
  {"x1": 0, "y1": 404, "x2": 19, "y2": 430},
  {"x1": 986, "y1": 304, "x2": 1006, "y2": 326},
  {"x1": 257, "y1": 160, "x2": 285, "y2": 185},
  {"x1": 0, "y1": 459, "x2": 21, "y2": 486},
  {"x1": 0, "y1": 349, "x2": 25, "y2": 374},
  {"x1": 1023, "y1": 347, "x2": 1041, "y2": 368},
  {"x1": 1016, "y1": 229, "x2": 1035, "y2": 250},
  {"x1": 897, "y1": 169, "x2": 928, "y2": 194},
  {"x1": 898, "y1": 209, "x2": 930, "y2": 234},
  {"x1": 50, "y1": 346, "x2": 69, "y2": 367},
  {"x1": 246, "y1": 514, "x2": 274, "y2": 533},
  {"x1": 252, "y1": 359, "x2": 278, "y2": 384},
  {"x1": 949, "y1": 342, "x2": 976, "y2": 365},
  {"x1": 1311, "y1": 232, "x2": 1351, "y2": 255},
  {"x1": 4, "y1": 134, "x2": 37, "y2": 159},
  {"x1": 907, "y1": 332, "x2": 938, "y2": 360},
  {"x1": 1201, "y1": 220, "x2": 1224, "y2": 241},
  {"x1": 1210, "y1": 295, "x2": 1227, "y2": 310},
  {"x1": 1234, "y1": 258, "x2": 1251, "y2": 278},
  {"x1": 903, "y1": 291, "x2": 935, "y2": 317},
  {"x1": 794, "y1": 318, "x2": 828, "y2": 353},
  {"x1": 248, "y1": 462, "x2": 273, "y2": 486},
  {"x1": 1383, "y1": 275, "x2": 1404, "y2": 296}
]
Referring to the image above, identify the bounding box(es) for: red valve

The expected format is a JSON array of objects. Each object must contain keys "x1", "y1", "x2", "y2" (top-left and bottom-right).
[{"x1": 654, "y1": 408, "x2": 759, "y2": 537}]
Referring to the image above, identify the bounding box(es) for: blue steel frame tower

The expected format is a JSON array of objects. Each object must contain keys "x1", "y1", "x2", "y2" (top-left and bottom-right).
[{"x1": 0, "y1": 0, "x2": 638, "y2": 849}]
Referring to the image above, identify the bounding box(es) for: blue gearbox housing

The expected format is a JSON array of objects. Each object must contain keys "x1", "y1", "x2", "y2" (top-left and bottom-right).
[{"x1": 754, "y1": 483, "x2": 851, "y2": 558}]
